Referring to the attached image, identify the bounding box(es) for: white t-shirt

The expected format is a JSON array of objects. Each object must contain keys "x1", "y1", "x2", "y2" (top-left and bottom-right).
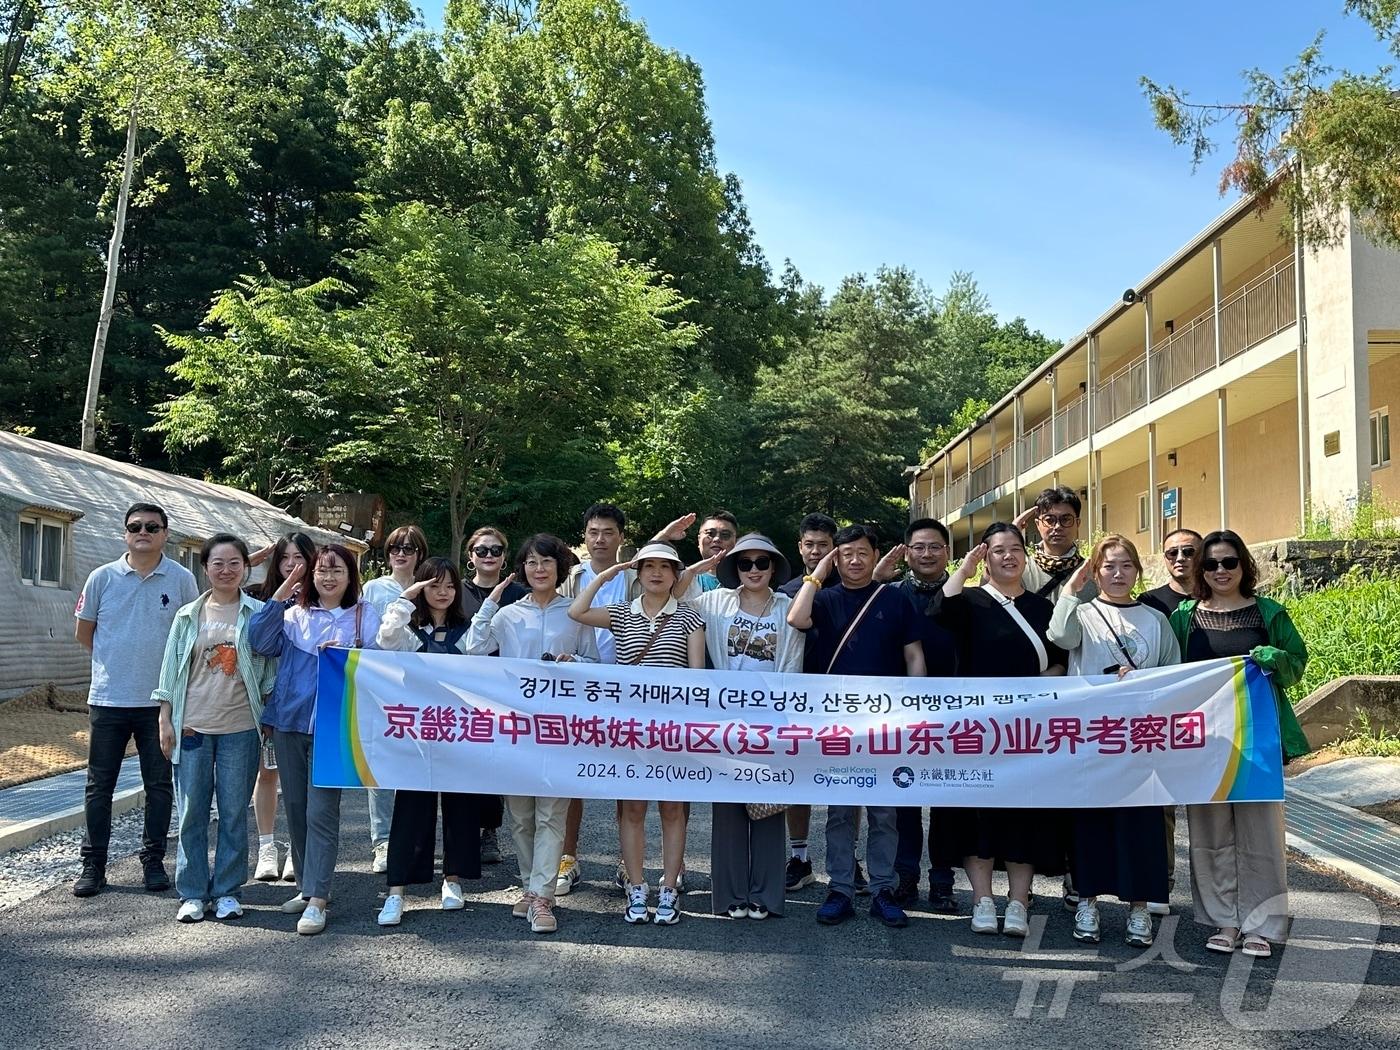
[
  {"x1": 581, "y1": 564, "x2": 627, "y2": 664},
  {"x1": 726, "y1": 611, "x2": 779, "y2": 671}
]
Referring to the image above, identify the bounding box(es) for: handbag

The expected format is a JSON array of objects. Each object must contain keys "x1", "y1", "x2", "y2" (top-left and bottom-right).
[{"x1": 745, "y1": 802, "x2": 788, "y2": 820}]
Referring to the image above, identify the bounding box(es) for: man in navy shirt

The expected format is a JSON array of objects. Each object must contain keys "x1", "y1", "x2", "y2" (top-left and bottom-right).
[{"x1": 788, "y1": 524, "x2": 925, "y2": 929}]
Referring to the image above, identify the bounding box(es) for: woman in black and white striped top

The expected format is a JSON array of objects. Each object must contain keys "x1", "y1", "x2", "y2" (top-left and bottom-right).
[{"x1": 569, "y1": 541, "x2": 704, "y2": 926}]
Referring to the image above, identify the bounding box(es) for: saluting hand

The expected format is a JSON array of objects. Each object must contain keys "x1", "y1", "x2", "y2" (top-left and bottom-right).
[
  {"x1": 656, "y1": 513, "x2": 696, "y2": 542},
  {"x1": 958, "y1": 543, "x2": 988, "y2": 578},
  {"x1": 488, "y1": 573, "x2": 518, "y2": 604},
  {"x1": 1068, "y1": 557, "x2": 1095, "y2": 594},
  {"x1": 873, "y1": 544, "x2": 906, "y2": 582},
  {"x1": 1012, "y1": 506, "x2": 1037, "y2": 534}
]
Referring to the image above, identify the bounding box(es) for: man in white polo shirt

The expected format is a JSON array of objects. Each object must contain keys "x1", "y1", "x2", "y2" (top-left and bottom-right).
[{"x1": 73, "y1": 502, "x2": 199, "y2": 897}]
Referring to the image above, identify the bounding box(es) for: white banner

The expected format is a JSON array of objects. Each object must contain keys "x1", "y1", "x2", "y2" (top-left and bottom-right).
[{"x1": 312, "y1": 649, "x2": 1284, "y2": 807}]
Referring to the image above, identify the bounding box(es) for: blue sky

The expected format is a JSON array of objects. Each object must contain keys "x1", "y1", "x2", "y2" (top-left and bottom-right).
[{"x1": 417, "y1": 1, "x2": 1392, "y2": 341}]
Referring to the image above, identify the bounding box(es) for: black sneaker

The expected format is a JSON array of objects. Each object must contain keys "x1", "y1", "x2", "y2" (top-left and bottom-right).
[
  {"x1": 869, "y1": 889, "x2": 910, "y2": 928},
  {"x1": 480, "y1": 828, "x2": 501, "y2": 864},
  {"x1": 785, "y1": 856, "x2": 814, "y2": 891},
  {"x1": 73, "y1": 860, "x2": 106, "y2": 898},
  {"x1": 927, "y1": 886, "x2": 959, "y2": 914},
  {"x1": 143, "y1": 857, "x2": 170, "y2": 893},
  {"x1": 853, "y1": 862, "x2": 870, "y2": 896},
  {"x1": 891, "y1": 871, "x2": 919, "y2": 905}
]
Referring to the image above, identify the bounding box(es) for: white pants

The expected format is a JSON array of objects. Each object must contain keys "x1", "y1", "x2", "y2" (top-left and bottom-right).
[{"x1": 508, "y1": 795, "x2": 569, "y2": 899}]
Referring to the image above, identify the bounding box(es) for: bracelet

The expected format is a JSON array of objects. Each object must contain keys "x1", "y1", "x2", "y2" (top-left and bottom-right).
[{"x1": 802, "y1": 574, "x2": 823, "y2": 589}]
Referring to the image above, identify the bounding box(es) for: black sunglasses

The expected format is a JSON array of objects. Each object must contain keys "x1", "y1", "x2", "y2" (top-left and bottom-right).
[
  {"x1": 125, "y1": 522, "x2": 165, "y2": 534},
  {"x1": 1202, "y1": 556, "x2": 1241, "y2": 572},
  {"x1": 387, "y1": 543, "x2": 419, "y2": 556},
  {"x1": 470, "y1": 544, "x2": 505, "y2": 558},
  {"x1": 1164, "y1": 546, "x2": 1197, "y2": 560},
  {"x1": 736, "y1": 556, "x2": 772, "y2": 572}
]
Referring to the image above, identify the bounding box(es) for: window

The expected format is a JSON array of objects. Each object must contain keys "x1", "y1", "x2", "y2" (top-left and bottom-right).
[
  {"x1": 180, "y1": 544, "x2": 207, "y2": 590},
  {"x1": 1136, "y1": 492, "x2": 1150, "y2": 533},
  {"x1": 1371, "y1": 407, "x2": 1391, "y2": 469},
  {"x1": 19, "y1": 512, "x2": 67, "y2": 587}
]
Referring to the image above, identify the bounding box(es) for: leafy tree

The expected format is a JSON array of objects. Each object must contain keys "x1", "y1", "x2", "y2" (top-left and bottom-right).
[{"x1": 1142, "y1": 1, "x2": 1400, "y2": 248}]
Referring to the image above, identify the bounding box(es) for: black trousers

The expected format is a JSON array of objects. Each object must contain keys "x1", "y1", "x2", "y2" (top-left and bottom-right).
[
  {"x1": 477, "y1": 793, "x2": 503, "y2": 831},
  {"x1": 82, "y1": 706, "x2": 172, "y2": 863},
  {"x1": 386, "y1": 790, "x2": 481, "y2": 887}
]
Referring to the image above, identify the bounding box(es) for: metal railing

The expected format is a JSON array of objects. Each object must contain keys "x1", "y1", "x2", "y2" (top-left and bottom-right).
[
  {"x1": 1054, "y1": 395, "x2": 1087, "y2": 452},
  {"x1": 1021, "y1": 415, "x2": 1053, "y2": 471},
  {"x1": 1220, "y1": 257, "x2": 1296, "y2": 361},
  {"x1": 1149, "y1": 310, "x2": 1216, "y2": 399},
  {"x1": 1095, "y1": 354, "x2": 1147, "y2": 428}
]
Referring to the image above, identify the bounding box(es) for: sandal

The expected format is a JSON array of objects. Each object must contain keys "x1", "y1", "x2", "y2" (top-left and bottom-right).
[
  {"x1": 1206, "y1": 931, "x2": 1241, "y2": 954},
  {"x1": 1241, "y1": 936, "x2": 1272, "y2": 958}
]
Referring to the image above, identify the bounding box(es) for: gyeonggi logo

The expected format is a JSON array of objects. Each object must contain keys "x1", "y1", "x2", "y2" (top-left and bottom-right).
[
  {"x1": 812, "y1": 766, "x2": 877, "y2": 790},
  {"x1": 891, "y1": 766, "x2": 915, "y2": 788}
]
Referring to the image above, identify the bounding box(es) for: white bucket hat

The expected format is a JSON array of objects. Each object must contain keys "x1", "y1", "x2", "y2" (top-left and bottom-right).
[{"x1": 631, "y1": 541, "x2": 686, "y2": 574}]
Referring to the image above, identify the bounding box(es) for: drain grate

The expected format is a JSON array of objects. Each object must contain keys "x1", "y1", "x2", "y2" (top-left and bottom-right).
[{"x1": 1286, "y1": 787, "x2": 1400, "y2": 885}]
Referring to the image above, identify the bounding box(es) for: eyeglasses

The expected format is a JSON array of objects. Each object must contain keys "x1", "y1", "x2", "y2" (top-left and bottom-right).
[
  {"x1": 125, "y1": 522, "x2": 165, "y2": 534},
  {"x1": 470, "y1": 545, "x2": 505, "y2": 558},
  {"x1": 1038, "y1": 513, "x2": 1078, "y2": 528},
  {"x1": 313, "y1": 565, "x2": 349, "y2": 577},
  {"x1": 387, "y1": 544, "x2": 418, "y2": 556},
  {"x1": 908, "y1": 543, "x2": 946, "y2": 554},
  {"x1": 523, "y1": 557, "x2": 556, "y2": 570},
  {"x1": 736, "y1": 556, "x2": 772, "y2": 572},
  {"x1": 1164, "y1": 546, "x2": 1198, "y2": 561},
  {"x1": 701, "y1": 528, "x2": 736, "y2": 541},
  {"x1": 1202, "y1": 556, "x2": 1241, "y2": 572},
  {"x1": 206, "y1": 560, "x2": 245, "y2": 572}
]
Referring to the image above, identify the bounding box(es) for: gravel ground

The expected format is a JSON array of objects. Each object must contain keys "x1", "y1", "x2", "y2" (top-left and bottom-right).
[
  {"x1": 0, "y1": 794, "x2": 1397, "y2": 1049},
  {"x1": 0, "y1": 805, "x2": 170, "y2": 911}
]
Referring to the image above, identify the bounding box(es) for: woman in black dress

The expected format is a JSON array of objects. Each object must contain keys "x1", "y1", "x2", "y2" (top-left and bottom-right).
[{"x1": 929, "y1": 522, "x2": 1067, "y2": 938}]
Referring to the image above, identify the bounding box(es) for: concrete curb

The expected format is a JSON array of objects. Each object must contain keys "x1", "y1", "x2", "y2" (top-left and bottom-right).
[
  {"x1": 1285, "y1": 787, "x2": 1400, "y2": 900},
  {"x1": 0, "y1": 786, "x2": 145, "y2": 854}
]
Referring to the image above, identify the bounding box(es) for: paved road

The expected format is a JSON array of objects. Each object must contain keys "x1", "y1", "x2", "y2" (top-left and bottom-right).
[{"x1": 1, "y1": 794, "x2": 1396, "y2": 1049}]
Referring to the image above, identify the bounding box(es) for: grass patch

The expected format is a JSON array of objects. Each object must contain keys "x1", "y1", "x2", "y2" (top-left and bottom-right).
[
  {"x1": 1333, "y1": 712, "x2": 1400, "y2": 758},
  {"x1": 1301, "y1": 494, "x2": 1400, "y2": 540},
  {"x1": 1283, "y1": 571, "x2": 1400, "y2": 701}
]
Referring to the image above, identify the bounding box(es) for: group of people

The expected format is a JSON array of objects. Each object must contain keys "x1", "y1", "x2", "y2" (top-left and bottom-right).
[{"x1": 71, "y1": 489, "x2": 1307, "y2": 959}]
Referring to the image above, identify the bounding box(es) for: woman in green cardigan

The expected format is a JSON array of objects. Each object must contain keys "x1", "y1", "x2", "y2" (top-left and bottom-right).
[{"x1": 1169, "y1": 529, "x2": 1309, "y2": 959}]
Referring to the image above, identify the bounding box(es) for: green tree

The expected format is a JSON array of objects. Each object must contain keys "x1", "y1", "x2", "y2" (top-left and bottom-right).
[{"x1": 1142, "y1": 1, "x2": 1400, "y2": 249}]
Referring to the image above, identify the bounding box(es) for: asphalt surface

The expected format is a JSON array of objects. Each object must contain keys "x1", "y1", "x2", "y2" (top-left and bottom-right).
[{"x1": 1, "y1": 793, "x2": 1396, "y2": 1050}]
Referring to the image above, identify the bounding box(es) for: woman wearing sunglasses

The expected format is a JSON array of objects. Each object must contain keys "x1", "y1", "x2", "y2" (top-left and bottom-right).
[
  {"x1": 460, "y1": 525, "x2": 525, "y2": 864},
  {"x1": 1168, "y1": 529, "x2": 1309, "y2": 959},
  {"x1": 685, "y1": 534, "x2": 803, "y2": 920},
  {"x1": 464, "y1": 534, "x2": 598, "y2": 934},
  {"x1": 360, "y1": 525, "x2": 430, "y2": 875}
]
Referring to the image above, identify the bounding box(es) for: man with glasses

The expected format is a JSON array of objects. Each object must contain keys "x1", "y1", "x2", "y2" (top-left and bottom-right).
[
  {"x1": 1141, "y1": 528, "x2": 1203, "y2": 617},
  {"x1": 72, "y1": 502, "x2": 200, "y2": 898},
  {"x1": 1138, "y1": 527, "x2": 1203, "y2": 916},
  {"x1": 1015, "y1": 486, "x2": 1096, "y2": 603},
  {"x1": 875, "y1": 518, "x2": 961, "y2": 912}
]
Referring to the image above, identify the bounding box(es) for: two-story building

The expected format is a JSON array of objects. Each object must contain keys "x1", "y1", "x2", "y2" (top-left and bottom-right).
[{"x1": 908, "y1": 190, "x2": 1400, "y2": 555}]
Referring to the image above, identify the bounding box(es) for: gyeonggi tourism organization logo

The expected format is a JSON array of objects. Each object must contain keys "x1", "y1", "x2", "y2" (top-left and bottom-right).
[
  {"x1": 892, "y1": 766, "x2": 915, "y2": 788},
  {"x1": 812, "y1": 766, "x2": 877, "y2": 789}
]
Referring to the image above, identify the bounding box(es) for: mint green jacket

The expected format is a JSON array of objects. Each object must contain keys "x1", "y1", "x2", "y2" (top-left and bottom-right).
[
  {"x1": 1169, "y1": 596, "x2": 1311, "y2": 761},
  {"x1": 151, "y1": 591, "x2": 276, "y2": 764}
]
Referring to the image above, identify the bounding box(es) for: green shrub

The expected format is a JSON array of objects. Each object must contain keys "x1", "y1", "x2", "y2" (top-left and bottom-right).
[
  {"x1": 1301, "y1": 493, "x2": 1400, "y2": 539},
  {"x1": 1284, "y1": 572, "x2": 1400, "y2": 700}
]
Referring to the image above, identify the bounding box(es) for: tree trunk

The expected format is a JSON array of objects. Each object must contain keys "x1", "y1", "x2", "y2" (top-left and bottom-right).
[
  {"x1": 0, "y1": 1, "x2": 36, "y2": 117},
  {"x1": 80, "y1": 94, "x2": 140, "y2": 453}
]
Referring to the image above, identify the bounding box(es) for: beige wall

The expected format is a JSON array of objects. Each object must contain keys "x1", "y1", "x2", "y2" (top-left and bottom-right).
[
  {"x1": 1098, "y1": 398, "x2": 1301, "y2": 548},
  {"x1": 1370, "y1": 355, "x2": 1400, "y2": 503}
]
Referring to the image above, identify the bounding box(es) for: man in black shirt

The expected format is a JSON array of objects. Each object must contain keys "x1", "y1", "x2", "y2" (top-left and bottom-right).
[
  {"x1": 1140, "y1": 528, "x2": 1203, "y2": 617},
  {"x1": 788, "y1": 524, "x2": 925, "y2": 929}
]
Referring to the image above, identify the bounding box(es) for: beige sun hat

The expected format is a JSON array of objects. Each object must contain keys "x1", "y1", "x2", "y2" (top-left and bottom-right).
[
  {"x1": 717, "y1": 533, "x2": 792, "y2": 589},
  {"x1": 630, "y1": 541, "x2": 686, "y2": 574}
]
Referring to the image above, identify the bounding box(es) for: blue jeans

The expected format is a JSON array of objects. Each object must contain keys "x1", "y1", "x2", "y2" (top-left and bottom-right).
[
  {"x1": 368, "y1": 787, "x2": 396, "y2": 848},
  {"x1": 826, "y1": 805, "x2": 897, "y2": 899},
  {"x1": 895, "y1": 806, "x2": 954, "y2": 892},
  {"x1": 174, "y1": 729, "x2": 260, "y2": 902}
]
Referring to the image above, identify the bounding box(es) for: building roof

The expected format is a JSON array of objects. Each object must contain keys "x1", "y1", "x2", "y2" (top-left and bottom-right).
[{"x1": 0, "y1": 431, "x2": 365, "y2": 552}]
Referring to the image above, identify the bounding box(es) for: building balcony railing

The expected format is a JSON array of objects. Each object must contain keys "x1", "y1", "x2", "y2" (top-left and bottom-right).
[{"x1": 925, "y1": 257, "x2": 1298, "y2": 519}]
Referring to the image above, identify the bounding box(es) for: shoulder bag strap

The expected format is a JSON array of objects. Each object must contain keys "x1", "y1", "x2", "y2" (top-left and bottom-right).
[
  {"x1": 982, "y1": 583, "x2": 1049, "y2": 673},
  {"x1": 354, "y1": 602, "x2": 363, "y2": 648},
  {"x1": 624, "y1": 613, "x2": 674, "y2": 666},
  {"x1": 823, "y1": 584, "x2": 888, "y2": 675},
  {"x1": 1086, "y1": 600, "x2": 1138, "y2": 670}
]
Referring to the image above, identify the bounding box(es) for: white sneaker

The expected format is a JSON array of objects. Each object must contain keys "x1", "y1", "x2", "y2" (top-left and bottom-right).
[
  {"x1": 254, "y1": 842, "x2": 281, "y2": 881},
  {"x1": 614, "y1": 862, "x2": 628, "y2": 891},
  {"x1": 624, "y1": 882, "x2": 650, "y2": 924},
  {"x1": 654, "y1": 885, "x2": 680, "y2": 925},
  {"x1": 555, "y1": 855, "x2": 581, "y2": 897},
  {"x1": 371, "y1": 842, "x2": 389, "y2": 874},
  {"x1": 1147, "y1": 901, "x2": 1170, "y2": 917},
  {"x1": 280, "y1": 894, "x2": 309, "y2": 914},
  {"x1": 441, "y1": 880, "x2": 465, "y2": 911},
  {"x1": 970, "y1": 896, "x2": 998, "y2": 934},
  {"x1": 177, "y1": 899, "x2": 207, "y2": 923},
  {"x1": 297, "y1": 904, "x2": 327, "y2": 935},
  {"x1": 1073, "y1": 899, "x2": 1101, "y2": 943},
  {"x1": 1126, "y1": 906, "x2": 1155, "y2": 948},
  {"x1": 281, "y1": 848, "x2": 296, "y2": 881},
  {"x1": 377, "y1": 894, "x2": 404, "y2": 927},
  {"x1": 214, "y1": 896, "x2": 242, "y2": 920},
  {"x1": 1003, "y1": 900, "x2": 1030, "y2": 938}
]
